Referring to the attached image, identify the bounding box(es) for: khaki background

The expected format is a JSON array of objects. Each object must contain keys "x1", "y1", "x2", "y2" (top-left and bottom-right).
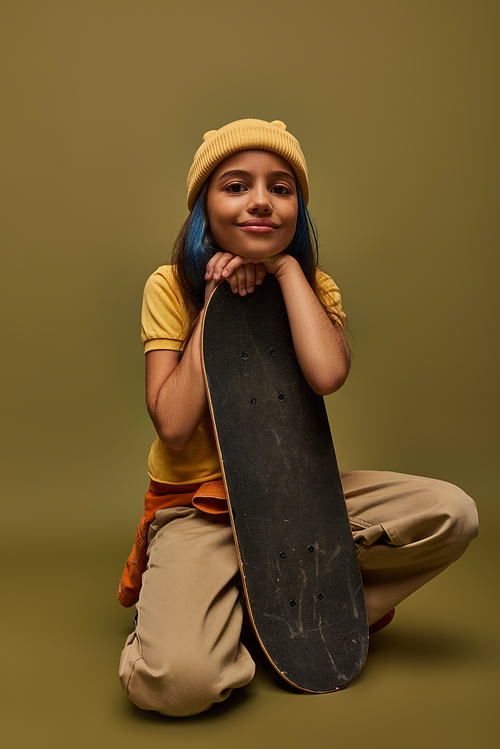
[{"x1": 2, "y1": 1, "x2": 498, "y2": 747}]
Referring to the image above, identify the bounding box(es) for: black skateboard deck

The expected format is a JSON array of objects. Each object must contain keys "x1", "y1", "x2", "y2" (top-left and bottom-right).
[{"x1": 202, "y1": 274, "x2": 368, "y2": 693}]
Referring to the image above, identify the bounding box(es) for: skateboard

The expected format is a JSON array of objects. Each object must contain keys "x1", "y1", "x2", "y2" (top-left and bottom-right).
[{"x1": 202, "y1": 274, "x2": 368, "y2": 693}]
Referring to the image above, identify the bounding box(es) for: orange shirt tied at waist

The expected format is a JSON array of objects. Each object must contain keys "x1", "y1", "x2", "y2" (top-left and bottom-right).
[{"x1": 118, "y1": 478, "x2": 227, "y2": 608}]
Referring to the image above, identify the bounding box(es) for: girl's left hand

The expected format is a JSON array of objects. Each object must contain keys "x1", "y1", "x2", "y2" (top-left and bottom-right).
[
  {"x1": 205, "y1": 252, "x2": 266, "y2": 296},
  {"x1": 255, "y1": 252, "x2": 289, "y2": 277}
]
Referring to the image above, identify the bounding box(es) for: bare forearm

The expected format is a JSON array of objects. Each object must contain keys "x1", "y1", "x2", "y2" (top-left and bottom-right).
[
  {"x1": 274, "y1": 257, "x2": 350, "y2": 395},
  {"x1": 147, "y1": 314, "x2": 207, "y2": 450}
]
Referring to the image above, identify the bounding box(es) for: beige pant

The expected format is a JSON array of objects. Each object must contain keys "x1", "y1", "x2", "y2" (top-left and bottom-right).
[{"x1": 119, "y1": 470, "x2": 478, "y2": 717}]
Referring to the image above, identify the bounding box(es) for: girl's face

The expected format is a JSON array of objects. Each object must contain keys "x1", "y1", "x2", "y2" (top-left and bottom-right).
[{"x1": 206, "y1": 150, "x2": 298, "y2": 259}]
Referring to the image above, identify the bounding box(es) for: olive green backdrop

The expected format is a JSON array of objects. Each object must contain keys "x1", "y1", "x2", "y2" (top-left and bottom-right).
[{"x1": 2, "y1": 1, "x2": 498, "y2": 747}]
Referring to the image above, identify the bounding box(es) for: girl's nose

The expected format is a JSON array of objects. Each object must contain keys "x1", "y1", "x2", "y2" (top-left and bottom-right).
[{"x1": 247, "y1": 186, "x2": 272, "y2": 212}]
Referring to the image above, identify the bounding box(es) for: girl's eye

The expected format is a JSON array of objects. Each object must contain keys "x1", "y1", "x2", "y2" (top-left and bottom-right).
[
  {"x1": 271, "y1": 184, "x2": 290, "y2": 195},
  {"x1": 225, "y1": 183, "x2": 246, "y2": 193}
]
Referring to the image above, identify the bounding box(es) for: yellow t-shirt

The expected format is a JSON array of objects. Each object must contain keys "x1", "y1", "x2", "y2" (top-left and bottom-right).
[{"x1": 141, "y1": 265, "x2": 346, "y2": 485}]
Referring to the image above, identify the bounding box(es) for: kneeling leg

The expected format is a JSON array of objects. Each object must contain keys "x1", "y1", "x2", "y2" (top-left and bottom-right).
[{"x1": 119, "y1": 506, "x2": 255, "y2": 717}]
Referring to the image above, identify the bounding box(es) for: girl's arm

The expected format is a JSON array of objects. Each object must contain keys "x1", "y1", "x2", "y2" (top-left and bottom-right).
[
  {"x1": 272, "y1": 255, "x2": 350, "y2": 395},
  {"x1": 145, "y1": 312, "x2": 208, "y2": 451},
  {"x1": 146, "y1": 256, "x2": 262, "y2": 450},
  {"x1": 209, "y1": 252, "x2": 350, "y2": 396}
]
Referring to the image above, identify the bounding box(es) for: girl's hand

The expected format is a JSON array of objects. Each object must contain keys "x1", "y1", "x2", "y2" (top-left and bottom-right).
[
  {"x1": 254, "y1": 252, "x2": 289, "y2": 277},
  {"x1": 205, "y1": 252, "x2": 266, "y2": 299}
]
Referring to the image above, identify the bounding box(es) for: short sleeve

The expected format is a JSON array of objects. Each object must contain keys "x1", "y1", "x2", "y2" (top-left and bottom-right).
[
  {"x1": 314, "y1": 269, "x2": 346, "y2": 329},
  {"x1": 141, "y1": 266, "x2": 188, "y2": 353}
]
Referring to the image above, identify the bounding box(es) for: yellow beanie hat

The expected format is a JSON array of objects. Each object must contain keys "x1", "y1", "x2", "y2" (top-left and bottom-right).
[{"x1": 186, "y1": 118, "x2": 309, "y2": 211}]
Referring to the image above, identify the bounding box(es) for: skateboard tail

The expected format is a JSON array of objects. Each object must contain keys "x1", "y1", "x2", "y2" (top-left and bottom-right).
[{"x1": 230, "y1": 510, "x2": 369, "y2": 693}]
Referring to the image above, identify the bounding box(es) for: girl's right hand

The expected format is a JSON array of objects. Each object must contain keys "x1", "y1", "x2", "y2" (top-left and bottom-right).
[{"x1": 204, "y1": 252, "x2": 266, "y2": 301}]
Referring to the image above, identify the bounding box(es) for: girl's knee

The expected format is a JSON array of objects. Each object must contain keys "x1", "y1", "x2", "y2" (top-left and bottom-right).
[
  {"x1": 122, "y1": 645, "x2": 255, "y2": 717},
  {"x1": 426, "y1": 478, "x2": 478, "y2": 559},
  {"x1": 124, "y1": 659, "x2": 226, "y2": 717}
]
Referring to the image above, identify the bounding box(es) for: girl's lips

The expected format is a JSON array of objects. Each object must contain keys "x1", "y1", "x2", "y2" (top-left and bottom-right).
[{"x1": 237, "y1": 225, "x2": 277, "y2": 233}]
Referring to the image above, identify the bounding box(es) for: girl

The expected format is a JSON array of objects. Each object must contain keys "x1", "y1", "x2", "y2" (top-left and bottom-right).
[{"x1": 118, "y1": 119, "x2": 478, "y2": 717}]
